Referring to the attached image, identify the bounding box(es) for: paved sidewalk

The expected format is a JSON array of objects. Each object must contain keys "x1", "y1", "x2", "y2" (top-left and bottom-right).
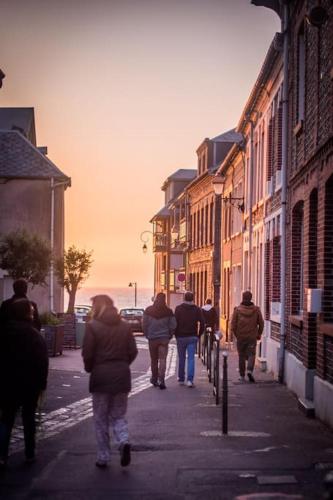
[{"x1": 1, "y1": 343, "x2": 333, "y2": 499}]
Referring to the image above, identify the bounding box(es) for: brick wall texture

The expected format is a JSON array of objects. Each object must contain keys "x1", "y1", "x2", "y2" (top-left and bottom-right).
[{"x1": 286, "y1": 0, "x2": 333, "y2": 382}]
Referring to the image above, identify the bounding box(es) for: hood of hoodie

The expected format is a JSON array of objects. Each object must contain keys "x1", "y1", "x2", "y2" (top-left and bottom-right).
[
  {"x1": 202, "y1": 304, "x2": 213, "y2": 311},
  {"x1": 95, "y1": 307, "x2": 121, "y2": 326},
  {"x1": 237, "y1": 304, "x2": 257, "y2": 317},
  {"x1": 144, "y1": 301, "x2": 173, "y2": 319},
  {"x1": 181, "y1": 301, "x2": 197, "y2": 308}
]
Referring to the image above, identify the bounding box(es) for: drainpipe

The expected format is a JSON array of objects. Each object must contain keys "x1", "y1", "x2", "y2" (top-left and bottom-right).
[
  {"x1": 50, "y1": 177, "x2": 55, "y2": 312},
  {"x1": 248, "y1": 120, "x2": 255, "y2": 291},
  {"x1": 278, "y1": 2, "x2": 289, "y2": 384}
]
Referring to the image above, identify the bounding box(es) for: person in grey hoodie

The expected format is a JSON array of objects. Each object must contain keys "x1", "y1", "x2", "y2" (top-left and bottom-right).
[{"x1": 143, "y1": 293, "x2": 176, "y2": 390}]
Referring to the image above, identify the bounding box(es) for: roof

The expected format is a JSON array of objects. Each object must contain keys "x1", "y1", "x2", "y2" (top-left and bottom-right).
[
  {"x1": 150, "y1": 205, "x2": 171, "y2": 222},
  {"x1": 237, "y1": 33, "x2": 283, "y2": 133},
  {"x1": 0, "y1": 107, "x2": 36, "y2": 145},
  {"x1": 211, "y1": 128, "x2": 243, "y2": 143},
  {"x1": 196, "y1": 128, "x2": 242, "y2": 153},
  {"x1": 0, "y1": 130, "x2": 70, "y2": 183},
  {"x1": 167, "y1": 168, "x2": 197, "y2": 181},
  {"x1": 162, "y1": 168, "x2": 196, "y2": 190}
]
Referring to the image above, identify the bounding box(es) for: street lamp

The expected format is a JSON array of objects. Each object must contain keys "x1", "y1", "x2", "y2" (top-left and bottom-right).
[
  {"x1": 140, "y1": 230, "x2": 153, "y2": 254},
  {"x1": 128, "y1": 282, "x2": 137, "y2": 307},
  {"x1": 212, "y1": 175, "x2": 244, "y2": 212},
  {"x1": 0, "y1": 69, "x2": 5, "y2": 88}
]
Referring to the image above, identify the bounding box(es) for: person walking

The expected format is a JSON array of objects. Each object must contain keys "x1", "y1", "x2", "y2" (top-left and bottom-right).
[
  {"x1": 174, "y1": 291, "x2": 204, "y2": 388},
  {"x1": 143, "y1": 292, "x2": 176, "y2": 390},
  {"x1": 230, "y1": 290, "x2": 264, "y2": 383},
  {"x1": 0, "y1": 299, "x2": 48, "y2": 469},
  {"x1": 82, "y1": 295, "x2": 138, "y2": 468},
  {"x1": 0, "y1": 278, "x2": 41, "y2": 331},
  {"x1": 201, "y1": 298, "x2": 218, "y2": 333}
]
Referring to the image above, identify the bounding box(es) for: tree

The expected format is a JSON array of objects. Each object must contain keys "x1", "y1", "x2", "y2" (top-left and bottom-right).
[
  {"x1": 0, "y1": 229, "x2": 51, "y2": 286},
  {"x1": 55, "y1": 245, "x2": 93, "y2": 313}
]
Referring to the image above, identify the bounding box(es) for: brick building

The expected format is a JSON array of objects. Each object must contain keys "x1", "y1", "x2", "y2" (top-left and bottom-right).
[
  {"x1": 216, "y1": 35, "x2": 283, "y2": 347},
  {"x1": 187, "y1": 130, "x2": 241, "y2": 308},
  {"x1": 283, "y1": 0, "x2": 333, "y2": 426},
  {"x1": 151, "y1": 169, "x2": 196, "y2": 308}
]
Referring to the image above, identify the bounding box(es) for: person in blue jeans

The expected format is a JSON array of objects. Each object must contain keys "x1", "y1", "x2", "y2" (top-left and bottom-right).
[{"x1": 174, "y1": 292, "x2": 204, "y2": 387}]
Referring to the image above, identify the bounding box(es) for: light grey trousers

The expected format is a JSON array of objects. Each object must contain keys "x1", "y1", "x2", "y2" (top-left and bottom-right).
[{"x1": 92, "y1": 392, "x2": 129, "y2": 462}]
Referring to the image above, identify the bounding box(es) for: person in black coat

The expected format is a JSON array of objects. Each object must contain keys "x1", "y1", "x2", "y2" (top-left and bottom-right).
[
  {"x1": 82, "y1": 294, "x2": 138, "y2": 468},
  {"x1": 0, "y1": 278, "x2": 41, "y2": 331},
  {"x1": 174, "y1": 291, "x2": 204, "y2": 388},
  {"x1": 0, "y1": 299, "x2": 48, "y2": 468},
  {"x1": 201, "y1": 298, "x2": 218, "y2": 333}
]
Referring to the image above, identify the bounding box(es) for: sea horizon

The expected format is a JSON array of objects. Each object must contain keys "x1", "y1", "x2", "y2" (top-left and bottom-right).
[{"x1": 66, "y1": 286, "x2": 154, "y2": 310}]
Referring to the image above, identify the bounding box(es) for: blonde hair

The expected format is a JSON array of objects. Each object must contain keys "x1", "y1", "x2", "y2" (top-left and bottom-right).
[{"x1": 90, "y1": 294, "x2": 115, "y2": 319}]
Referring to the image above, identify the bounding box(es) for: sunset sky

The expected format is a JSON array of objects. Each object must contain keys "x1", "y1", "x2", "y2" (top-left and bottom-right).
[{"x1": 0, "y1": 0, "x2": 280, "y2": 288}]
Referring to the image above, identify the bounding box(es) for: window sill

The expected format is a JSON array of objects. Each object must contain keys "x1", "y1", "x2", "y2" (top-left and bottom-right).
[
  {"x1": 289, "y1": 315, "x2": 303, "y2": 328},
  {"x1": 294, "y1": 121, "x2": 303, "y2": 136}
]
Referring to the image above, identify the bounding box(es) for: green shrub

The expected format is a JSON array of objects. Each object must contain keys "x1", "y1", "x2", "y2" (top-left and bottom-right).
[{"x1": 40, "y1": 312, "x2": 61, "y2": 326}]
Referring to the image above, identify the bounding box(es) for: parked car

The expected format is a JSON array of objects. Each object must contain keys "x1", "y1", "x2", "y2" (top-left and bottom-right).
[
  {"x1": 119, "y1": 307, "x2": 144, "y2": 332},
  {"x1": 74, "y1": 305, "x2": 92, "y2": 323}
]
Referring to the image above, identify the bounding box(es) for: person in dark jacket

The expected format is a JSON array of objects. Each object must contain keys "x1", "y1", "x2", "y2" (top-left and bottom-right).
[
  {"x1": 82, "y1": 295, "x2": 138, "y2": 468},
  {"x1": 0, "y1": 278, "x2": 41, "y2": 331},
  {"x1": 230, "y1": 290, "x2": 264, "y2": 383},
  {"x1": 201, "y1": 299, "x2": 218, "y2": 333},
  {"x1": 143, "y1": 293, "x2": 177, "y2": 390},
  {"x1": 174, "y1": 291, "x2": 204, "y2": 387},
  {"x1": 0, "y1": 299, "x2": 48, "y2": 468}
]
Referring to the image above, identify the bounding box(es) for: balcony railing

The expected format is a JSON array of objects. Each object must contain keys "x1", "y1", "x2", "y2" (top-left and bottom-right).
[
  {"x1": 153, "y1": 233, "x2": 168, "y2": 252},
  {"x1": 179, "y1": 220, "x2": 187, "y2": 242}
]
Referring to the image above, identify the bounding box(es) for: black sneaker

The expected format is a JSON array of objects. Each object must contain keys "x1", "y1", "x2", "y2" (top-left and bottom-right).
[
  {"x1": 95, "y1": 460, "x2": 108, "y2": 468},
  {"x1": 159, "y1": 382, "x2": 166, "y2": 390},
  {"x1": 120, "y1": 443, "x2": 131, "y2": 467},
  {"x1": 150, "y1": 378, "x2": 159, "y2": 387},
  {"x1": 247, "y1": 372, "x2": 255, "y2": 383}
]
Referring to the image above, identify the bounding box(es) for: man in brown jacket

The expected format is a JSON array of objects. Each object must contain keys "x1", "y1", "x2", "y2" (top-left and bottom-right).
[{"x1": 230, "y1": 291, "x2": 264, "y2": 383}]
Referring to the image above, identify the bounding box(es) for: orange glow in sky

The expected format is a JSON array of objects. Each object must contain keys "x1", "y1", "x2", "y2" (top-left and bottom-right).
[{"x1": 0, "y1": 0, "x2": 280, "y2": 288}]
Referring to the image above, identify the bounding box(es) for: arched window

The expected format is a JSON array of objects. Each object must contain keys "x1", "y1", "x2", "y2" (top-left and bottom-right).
[
  {"x1": 291, "y1": 201, "x2": 304, "y2": 315},
  {"x1": 324, "y1": 176, "x2": 333, "y2": 322},
  {"x1": 309, "y1": 189, "x2": 318, "y2": 289}
]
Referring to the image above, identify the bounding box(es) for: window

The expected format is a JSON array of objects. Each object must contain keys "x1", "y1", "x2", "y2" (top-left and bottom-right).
[
  {"x1": 291, "y1": 202, "x2": 304, "y2": 314},
  {"x1": 210, "y1": 201, "x2": 214, "y2": 244},
  {"x1": 297, "y1": 24, "x2": 305, "y2": 123}
]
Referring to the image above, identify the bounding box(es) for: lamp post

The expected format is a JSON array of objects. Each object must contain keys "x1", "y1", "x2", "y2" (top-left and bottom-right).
[
  {"x1": 128, "y1": 282, "x2": 137, "y2": 307},
  {"x1": 140, "y1": 230, "x2": 153, "y2": 254},
  {"x1": 212, "y1": 176, "x2": 224, "y2": 328},
  {"x1": 0, "y1": 69, "x2": 5, "y2": 88},
  {"x1": 212, "y1": 174, "x2": 245, "y2": 333}
]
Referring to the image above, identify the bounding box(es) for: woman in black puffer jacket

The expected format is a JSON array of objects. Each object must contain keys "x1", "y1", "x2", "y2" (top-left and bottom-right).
[{"x1": 82, "y1": 295, "x2": 137, "y2": 468}]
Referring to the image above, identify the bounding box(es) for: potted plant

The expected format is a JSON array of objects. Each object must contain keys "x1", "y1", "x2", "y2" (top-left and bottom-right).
[
  {"x1": 40, "y1": 312, "x2": 64, "y2": 357},
  {"x1": 55, "y1": 245, "x2": 93, "y2": 348}
]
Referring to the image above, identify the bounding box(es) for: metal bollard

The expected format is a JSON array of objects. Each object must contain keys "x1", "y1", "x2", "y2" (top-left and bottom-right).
[{"x1": 222, "y1": 351, "x2": 228, "y2": 435}]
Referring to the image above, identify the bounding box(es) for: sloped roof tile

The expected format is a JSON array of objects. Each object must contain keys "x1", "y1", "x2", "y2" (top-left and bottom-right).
[{"x1": 0, "y1": 131, "x2": 70, "y2": 183}]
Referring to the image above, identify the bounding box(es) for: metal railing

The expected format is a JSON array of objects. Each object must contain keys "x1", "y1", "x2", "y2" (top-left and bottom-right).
[
  {"x1": 200, "y1": 328, "x2": 221, "y2": 404},
  {"x1": 199, "y1": 328, "x2": 228, "y2": 433}
]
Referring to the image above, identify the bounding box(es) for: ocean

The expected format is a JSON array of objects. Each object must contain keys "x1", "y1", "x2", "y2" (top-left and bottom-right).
[{"x1": 66, "y1": 286, "x2": 154, "y2": 310}]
